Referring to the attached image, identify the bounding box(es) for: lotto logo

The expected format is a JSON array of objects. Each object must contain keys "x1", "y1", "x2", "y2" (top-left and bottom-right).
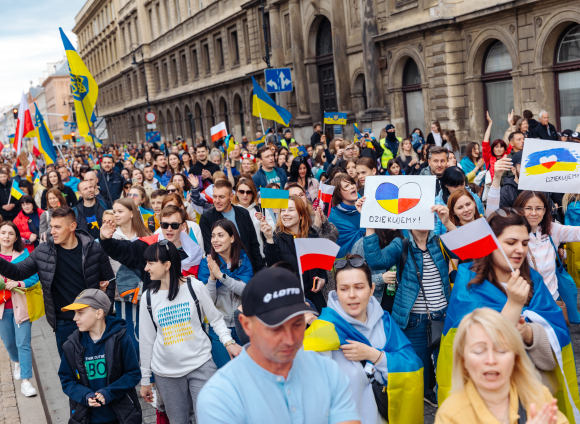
[{"x1": 85, "y1": 358, "x2": 107, "y2": 380}]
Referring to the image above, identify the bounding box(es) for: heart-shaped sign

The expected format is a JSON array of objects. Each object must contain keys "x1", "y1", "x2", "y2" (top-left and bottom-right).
[
  {"x1": 539, "y1": 155, "x2": 558, "y2": 169},
  {"x1": 376, "y1": 182, "x2": 422, "y2": 215}
]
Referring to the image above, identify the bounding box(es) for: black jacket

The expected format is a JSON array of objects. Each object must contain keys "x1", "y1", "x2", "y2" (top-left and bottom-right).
[
  {"x1": 100, "y1": 237, "x2": 153, "y2": 291},
  {"x1": 499, "y1": 176, "x2": 556, "y2": 217},
  {"x1": 527, "y1": 118, "x2": 540, "y2": 131},
  {"x1": 0, "y1": 230, "x2": 115, "y2": 330},
  {"x1": 263, "y1": 230, "x2": 327, "y2": 312},
  {"x1": 97, "y1": 170, "x2": 126, "y2": 208},
  {"x1": 41, "y1": 185, "x2": 77, "y2": 210},
  {"x1": 73, "y1": 198, "x2": 108, "y2": 235},
  {"x1": 530, "y1": 122, "x2": 559, "y2": 141},
  {"x1": 199, "y1": 205, "x2": 265, "y2": 273},
  {"x1": 60, "y1": 318, "x2": 142, "y2": 424},
  {"x1": 190, "y1": 161, "x2": 221, "y2": 180},
  {"x1": 311, "y1": 131, "x2": 322, "y2": 148},
  {"x1": 0, "y1": 181, "x2": 20, "y2": 221}
]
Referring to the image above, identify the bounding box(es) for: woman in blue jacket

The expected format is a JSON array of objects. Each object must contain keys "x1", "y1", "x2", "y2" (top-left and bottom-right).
[
  {"x1": 197, "y1": 219, "x2": 253, "y2": 368},
  {"x1": 357, "y1": 197, "x2": 452, "y2": 406},
  {"x1": 329, "y1": 174, "x2": 365, "y2": 258}
]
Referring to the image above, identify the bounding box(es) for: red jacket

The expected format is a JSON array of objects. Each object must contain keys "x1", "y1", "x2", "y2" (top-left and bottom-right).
[
  {"x1": 13, "y1": 209, "x2": 44, "y2": 253},
  {"x1": 482, "y1": 140, "x2": 512, "y2": 181}
]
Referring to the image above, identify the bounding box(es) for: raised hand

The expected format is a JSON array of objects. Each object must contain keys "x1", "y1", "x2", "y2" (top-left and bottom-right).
[
  {"x1": 100, "y1": 219, "x2": 116, "y2": 240},
  {"x1": 355, "y1": 196, "x2": 366, "y2": 214},
  {"x1": 260, "y1": 217, "x2": 273, "y2": 242},
  {"x1": 188, "y1": 174, "x2": 200, "y2": 189}
]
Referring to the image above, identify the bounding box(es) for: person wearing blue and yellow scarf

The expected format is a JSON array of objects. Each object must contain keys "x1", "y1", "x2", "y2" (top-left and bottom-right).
[
  {"x1": 303, "y1": 254, "x2": 424, "y2": 424},
  {"x1": 437, "y1": 210, "x2": 580, "y2": 423}
]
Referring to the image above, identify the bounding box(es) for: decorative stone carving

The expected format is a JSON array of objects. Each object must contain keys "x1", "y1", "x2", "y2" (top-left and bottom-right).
[
  {"x1": 536, "y1": 17, "x2": 543, "y2": 27},
  {"x1": 418, "y1": 43, "x2": 423, "y2": 52},
  {"x1": 388, "y1": 50, "x2": 392, "y2": 60},
  {"x1": 466, "y1": 34, "x2": 472, "y2": 43},
  {"x1": 509, "y1": 24, "x2": 515, "y2": 34},
  {"x1": 351, "y1": 0, "x2": 361, "y2": 28}
]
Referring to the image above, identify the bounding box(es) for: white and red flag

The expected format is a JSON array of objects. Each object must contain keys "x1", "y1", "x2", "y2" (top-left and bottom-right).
[
  {"x1": 14, "y1": 92, "x2": 35, "y2": 156},
  {"x1": 210, "y1": 122, "x2": 227, "y2": 143},
  {"x1": 440, "y1": 218, "x2": 500, "y2": 261},
  {"x1": 294, "y1": 238, "x2": 340, "y2": 273},
  {"x1": 318, "y1": 183, "x2": 335, "y2": 204}
]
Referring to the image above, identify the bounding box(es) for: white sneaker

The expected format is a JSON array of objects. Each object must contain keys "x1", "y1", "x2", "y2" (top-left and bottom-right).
[
  {"x1": 150, "y1": 386, "x2": 158, "y2": 409},
  {"x1": 13, "y1": 363, "x2": 20, "y2": 381},
  {"x1": 21, "y1": 381, "x2": 37, "y2": 397}
]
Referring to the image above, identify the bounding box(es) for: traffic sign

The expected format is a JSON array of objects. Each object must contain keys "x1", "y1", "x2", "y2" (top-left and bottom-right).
[
  {"x1": 146, "y1": 131, "x2": 161, "y2": 143},
  {"x1": 147, "y1": 123, "x2": 157, "y2": 129},
  {"x1": 264, "y1": 68, "x2": 293, "y2": 93},
  {"x1": 145, "y1": 112, "x2": 156, "y2": 123},
  {"x1": 334, "y1": 125, "x2": 342, "y2": 135}
]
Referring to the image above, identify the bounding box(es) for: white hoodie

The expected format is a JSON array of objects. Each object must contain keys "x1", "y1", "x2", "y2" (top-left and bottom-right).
[{"x1": 323, "y1": 291, "x2": 389, "y2": 424}]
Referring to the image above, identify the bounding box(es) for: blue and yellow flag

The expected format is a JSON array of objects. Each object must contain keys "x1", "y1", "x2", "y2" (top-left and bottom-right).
[
  {"x1": 33, "y1": 103, "x2": 58, "y2": 165},
  {"x1": 324, "y1": 112, "x2": 347, "y2": 125},
  {"x1": 124, "y1": 152, "x2": 137, "y2": 164},
  {"x1": 86, "y1": 215, "x2": 99, "y2": 230},
  {"x1": 139, "y1": 206, "x2": 154, "y2": 224},
  {"x1": 10, "y1": 182, "x2": 25, "y2": 201},
  {"x1": 59, "y1": 28, "x2": 98, "y2": 139},
  {"x1": 224, "y1": 134, "x2": 235, "y2": 153},
  {"x1": 304, "y1": 307, "x2": 424, "y2": 424},
  {"x1": 251, "y1": 77, "x2": 292, "y2": 126},
  {"x1": 437, "y1": 264, "x2": 580, "y2": 423},
  {"x1": 353, "y1": 123, "x2": 363, "y2": 142},
  {"x1": 7, "y1": 134, "x2": 14, "y2": 146},
  {"x1": 250, "y1": 135, "x2": 265, "y2": 146}
]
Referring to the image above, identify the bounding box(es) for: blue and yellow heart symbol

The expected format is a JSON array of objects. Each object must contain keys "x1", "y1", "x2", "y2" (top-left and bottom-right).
[{"x1": 376, "y1": 182, "x2": 422, "y2": 214}]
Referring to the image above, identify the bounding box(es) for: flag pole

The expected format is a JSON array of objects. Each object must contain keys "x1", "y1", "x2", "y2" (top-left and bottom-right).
[
  {"x1": 485, "y1": 220, "x2": 515, "y2": 273},
  {"x1": 293, "y1": 239, "x2": 307, "y2": 302},
  {"x1": 497, "y1": 243, "x2": 515, "y2": 273}
]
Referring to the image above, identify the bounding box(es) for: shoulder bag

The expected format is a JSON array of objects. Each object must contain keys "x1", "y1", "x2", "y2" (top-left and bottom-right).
[{"x1": 360, "y1": 358, "x2": 389, "y2": 420}]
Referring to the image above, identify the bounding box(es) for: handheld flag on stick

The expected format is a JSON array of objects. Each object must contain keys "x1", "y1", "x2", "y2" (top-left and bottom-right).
[
  {"x1": 124, "y1": 152, "x2": 137, "y2": 164},
  {"x1": 34, "y1": 103, "x2": 58, "y2": 165},
  {"x1": 318, "y1": 183, "x2": 335, "y2": 204},
  {"x1": 294, "y1": 238, "x2": 340, "y2": 273},
  {"x1": 353, "y1": 123, "x2": 363, "y2": 141},
  {"x1": 260, "y1": 187, "x2": 289, "y2": 209},
  {"x1": 139, "y1": 206, "x2": 154, "y2": 224},
  {"x1": 323, "y1": 112, "x2": 347, "y2": 126},
  {"x1": 14, "y1": 92, "x2": 36, "y2": 157},
  {"x1": 250, "y1": 135, "x2": 265, "y2": 146},
  {"x1": 224, "y1": 134, "x2": 235, "y2": 153},
  {"x1": 59, "y1": 28, "x2": 99, "y2": 141},
  {"x1": 251, "y1": 77, "x2": 292, "y2": 126},
  {"x1": 210, "y1": 122, "x2": 227, "y2": 143},
  {"x1": 10, "y1": 182, "x2": 25, "y2": 202}
]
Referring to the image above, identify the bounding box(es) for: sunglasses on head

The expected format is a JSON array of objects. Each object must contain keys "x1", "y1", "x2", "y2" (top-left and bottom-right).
[
  {"x1": 492, "y1": 207, "x2": 524, "y2": 218},
  {"x1": 160, "y1": 222, "x2": 183, "y2": 230},
  {"x1": 334, "y1": 258, "x2": 366, "y2": 269},
  {"x1": 159, "y1": 239, "x2": 170, "y2": 250},
  {"x1": 102, "y1": 154, "x2": 113, "y2": 158}
]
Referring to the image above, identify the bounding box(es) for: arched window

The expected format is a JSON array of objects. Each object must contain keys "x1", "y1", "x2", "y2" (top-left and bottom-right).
[
  {"x1": 555, "y1": 24, "x2": 580, "y2": 130},
  {"x1": 483, "y1": 41, "x2": 514, "y2": 141},
  {"x1": 403, "y1": 59, "x2": 424, "y2": 136},
  {"x1": 316, "y1": 17, "x2": 337, "y2": 125}
]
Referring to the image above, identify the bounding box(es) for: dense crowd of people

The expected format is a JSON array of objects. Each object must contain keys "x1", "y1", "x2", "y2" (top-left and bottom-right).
[{"x1": 0, "y1": 108, "x2": 578, "y2": 424}]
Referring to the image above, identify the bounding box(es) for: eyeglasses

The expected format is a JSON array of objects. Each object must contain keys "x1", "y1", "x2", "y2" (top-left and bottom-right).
[
  {"x1": 335, "y1": 258, "x2": 366, "y2": 269},
  {"x1": 160, "y1": 222, "x2": 183, "y2": 230},
  {"x1": 166, "y1": 189, "x2": 178, "y2": 193},
  {"x1": 524, "y1": 206, "x2": 545, "y2": 213},
  {"x1": 238, "y1": 189, "x2": 253, "y2": 195},
  {"x1": 159, "y1": 239, "x2": 170, "y2": 250}
]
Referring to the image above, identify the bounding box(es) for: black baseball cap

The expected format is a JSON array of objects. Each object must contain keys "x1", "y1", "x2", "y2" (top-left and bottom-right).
[{"x1": 242, "y1": 268, "x2": 318, "y2": 327}]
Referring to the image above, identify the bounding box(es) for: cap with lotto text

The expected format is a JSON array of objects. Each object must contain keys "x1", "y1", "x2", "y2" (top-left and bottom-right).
[
  {"x1": 62, "y1": 289, "x2": 111, "y2": 313},
  {"x1": 242, "y1": 268, "x2": 318, "y2": 327}
]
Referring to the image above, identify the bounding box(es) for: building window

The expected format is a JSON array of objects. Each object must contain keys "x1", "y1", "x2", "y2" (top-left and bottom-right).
[
  {"x1": 156, "y1": 3, "x2": 163, "y2": 33},
  {"x1": 243, "y1": 20, "x2": 251, "y2": 64},
  {"x1": 164, "y1": 0, "x2": 172, "y2": 29},
  {"x1": 128, "y1": 22, "x2": 133, "y2": 46},
  {"x1": 155, "y1": 65, "x2": 161, "y2": 91},
  {"x1": 171, "y1": 56, "x2": 178, "y2": 85},
  {"x1": 149, "y1": 9, "x2": 155, "y2": 38},
  {"x1": 230, "y1": 30, "x2": 240, "y2": 66},
  {"x1": 163, "y1": 61, "x2": 169, "y2": 88},
  {"x1": 174, "y1": 0, "x2": 181, "y2": 23},
  {"x1": 127, "y1": 75, "x2": 132, "y2": 99},
  {"x1": 134, "y1": 18, "x2": 140, "y2": 44},
  {"x1": 191, "y1": 49, "x2": 199, "y2": 78},
  {"x1": 187, "y1": 0, "x2": 191, "y2": 16},
  {"x1": 482, "y1": 41, "x2": 513, "y2": 141},
  {"x1": 141, "y1": 69, "x2": 146, "y2": 95},
  {"x1": 203, "y1": 43, "x2": 211, "y2": 74},
  {"x1": 119, "y1": 83, "x2": 124, "y2": 99},
  {"x1": 215, "y1": 38, "x2": 224, "y2": 70},
  {"x1": 555, "y1": 24, "x2": 580, "y2": 130},
  {"x1": 181, "y1": 52, "x2": 188, "y2": 82},
  {"x1": 402, "y1": 59, "x2": 424, "y2": 136}
]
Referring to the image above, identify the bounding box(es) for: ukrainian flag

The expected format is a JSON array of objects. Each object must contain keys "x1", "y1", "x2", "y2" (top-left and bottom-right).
[
  {"x1": 523, "y1": 148, "x2": 580, "y2": 176},
  {"x1": 252, "y1": 77, "x2": 292, "y2": 126},
  {"x1": 124, "y1": 152, "x2": 137, "y2": 164},
  {"x1": 353, "y1": 123, "x2": 363, "y2": 142},
  {"x1": 59, "y1": 28, "x2": 99, "y2": 140},
  {"x1": 324, "y1": 112, "x2": 347, "y2": 125},
  {"x1": 437, "y1": 264, "x2": 580, "y2": 423},
  {"x1": 260, "y1": 187, "x2": 289, "y2": 209},
  {"x1": 139, "y1": 206, "x2": 154, "y2": 224},
  {"x1": 33, "y1": 104, "x2": 58, "y2": 165},
  {"x1": 224, "y1": 134, "x2": 235, "y2": 153},
  {"x1": 10, "y1": 183, "x2": 25, "y2": 201},
  {"x1": 250, "y1": 135, "x2": 265, "y2": 146},
  {"x1": 8, "y1": 134, "x2": 15, "y2": 146},
  {"x1": 304, "y1": 308, "x2": 424, "y2": 424}
]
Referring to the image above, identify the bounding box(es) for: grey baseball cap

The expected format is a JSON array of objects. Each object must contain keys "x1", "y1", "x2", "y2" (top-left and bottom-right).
[{"x1": 62, "y1": 288, "x2": 111, "y2": 313}]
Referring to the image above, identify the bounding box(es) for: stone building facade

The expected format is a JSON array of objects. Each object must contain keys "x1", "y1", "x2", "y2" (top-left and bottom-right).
[{"x1": 73, "y1": 0, "x2": 580, "y2": 148}]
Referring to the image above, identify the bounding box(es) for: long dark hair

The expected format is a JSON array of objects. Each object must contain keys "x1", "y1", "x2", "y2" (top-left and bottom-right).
[
  {"x1": 144, "y1": 241, "x2": 184, "y2": 301},
  {"x1": 513, "y1": 191, "x2": 552, "y2": 236},
  {"x1": 440, "y1": 166, "x2": 467, "y2": 204},
  {"x1": 18, "y1": 180, "x2": 34, "y2": 196},
  {"x1": 0, "y1": 221, "x2": 25, "y2": 253},
  {"x1": 376, "y1": 229, "x2": 403, "y2": 250},
  {"x1": 465, "y1": 142, "x2": 481, "y2": 165},
  {"x1": 19, "y1": 195, "x2": 39, "y2": 214},
  {"x1": 47, "y1": 170, "x2": 64, "y2": 190},
  {"x1": 210, "y1": 219, "x2": 249, "y2": 272},
  {"x1": 444, "y1": 129, "x2": 460, "y2": 152},
  {"x1": 469, "y1": 210, "x2": 533, "y2": 304},
  {"x1": 289, "y1": 156, "x2": 313, "y2": 182}
]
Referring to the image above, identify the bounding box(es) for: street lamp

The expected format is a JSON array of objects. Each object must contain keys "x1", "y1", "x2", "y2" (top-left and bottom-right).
[{"x1": 129, "y1": 44, "x2": 151, "y2": 112}]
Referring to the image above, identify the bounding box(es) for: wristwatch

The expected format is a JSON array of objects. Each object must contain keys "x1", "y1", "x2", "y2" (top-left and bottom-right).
[{"x1": 224, "y1": 340, "x2": 236, "y2": 348}]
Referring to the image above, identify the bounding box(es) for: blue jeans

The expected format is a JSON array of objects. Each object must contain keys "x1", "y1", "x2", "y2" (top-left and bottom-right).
[
  {"x1": 115, "y1": 301, "x2": 140, "y2": 358},
  {"x1": 403, "y1": 308, "x2": 447, "y2": 396},
  {"x1": 208, "y1": 325, "x2": 241, "y2": 369},
  {"x1": 55, "y1": 319, "x2": 79, "y2": 358},
  {"x1": 0, "y1": 309, "x2": 32, "y2": 379}
]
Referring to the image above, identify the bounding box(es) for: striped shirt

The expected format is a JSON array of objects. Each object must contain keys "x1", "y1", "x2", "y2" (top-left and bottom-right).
[{"x1": 411, "y1": 250, "x2": 448, "y2": 313}]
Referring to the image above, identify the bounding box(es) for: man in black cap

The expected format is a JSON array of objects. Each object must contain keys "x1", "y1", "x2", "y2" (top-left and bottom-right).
[{"x1": 196, "y1": 268, "x2": 361, "y2": 424}]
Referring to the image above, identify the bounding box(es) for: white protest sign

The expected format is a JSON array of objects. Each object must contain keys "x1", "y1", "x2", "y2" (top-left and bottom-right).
[
  {"x1": 518, "y1": 139, "x2": 580, "y2": 194},
  {"x1": 360, "y1": 175, "x2": 436, "y2": 230}
]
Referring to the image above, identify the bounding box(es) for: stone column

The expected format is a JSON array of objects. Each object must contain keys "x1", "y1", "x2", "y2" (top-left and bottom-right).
[
  {"x1": 268, "y1": 5, "x2": 284, "y2": 68},
  {"x1": 331, "y1": 0, "x2": 352, "y2": 113},
  {"x1": 360, "y1": 0, "x2": 384, "y2": 110},
  {"x1": 288, "y1": 0, "x2": 310, "y2": 119}
]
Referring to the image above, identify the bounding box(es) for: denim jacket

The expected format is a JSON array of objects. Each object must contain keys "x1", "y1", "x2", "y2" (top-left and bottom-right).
[{"x1": 363, "y1": 231, "x2": 451, "y2": 329}]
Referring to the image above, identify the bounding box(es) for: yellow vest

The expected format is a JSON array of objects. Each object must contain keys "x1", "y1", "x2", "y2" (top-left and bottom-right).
[{"x1": 379, "y1": 137, "x2": 400, "y2": 168}]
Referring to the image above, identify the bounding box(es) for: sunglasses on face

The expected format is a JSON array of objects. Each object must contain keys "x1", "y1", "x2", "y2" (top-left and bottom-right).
[
  {"x1": 166, "y1": 189, "x2": 178, "y2": 193},
  {"x1": 126, "y1": 193, "x2": 139, "y2": 198},
  {"x1": 160, "y1": 222, "x2": 183, "y2": 230},
  {"x1": 238, "y1": 189, "x2": 253, "y2": 196}
]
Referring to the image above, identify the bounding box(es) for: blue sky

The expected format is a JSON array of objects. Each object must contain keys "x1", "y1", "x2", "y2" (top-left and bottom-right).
[{"x1": 0, "y1": 0, "x2": 87, "y2": 107}]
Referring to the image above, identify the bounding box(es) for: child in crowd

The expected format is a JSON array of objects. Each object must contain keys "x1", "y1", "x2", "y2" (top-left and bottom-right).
[
  {"x1": 149, "y1": 189, "x2": 167, "y2": 232},
  {"x1": 58, "y1": 289, "x2": 142, "y2": 424}
]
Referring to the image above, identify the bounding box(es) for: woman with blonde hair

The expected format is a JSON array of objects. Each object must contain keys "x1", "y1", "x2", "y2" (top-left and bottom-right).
[
  {"x1": 240, "y1": 154, "x2": 258, "y2": 176},
  {"x1": 435, "y1": 307, "x2": 566, "y2": 424}
]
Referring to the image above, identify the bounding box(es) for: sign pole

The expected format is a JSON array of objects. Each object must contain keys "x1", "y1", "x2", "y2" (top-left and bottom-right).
[{"x1": 323, "y1": 111, "x2": 326, "y2": 136}]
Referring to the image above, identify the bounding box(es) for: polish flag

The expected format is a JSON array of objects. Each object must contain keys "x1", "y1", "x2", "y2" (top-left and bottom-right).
[
  {"x1": 318, "y1": 183, "x2": 335, "y2": 204},
  {"x1": 440, "y1": 218, "x2": 500, "y2": 261},
  {"x1": 294, "y1": 238, "x2": 340, "y2": 273},
  {"x1": 210, "y1": 122, "x2": 227, "y2": 143},
  {"x1": 14, "y1": 92, "x2": 36, "y2": 156}
]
